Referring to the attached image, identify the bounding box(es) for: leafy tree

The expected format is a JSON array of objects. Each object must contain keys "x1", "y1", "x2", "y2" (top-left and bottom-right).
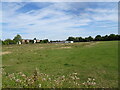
[
  {"x1": 78, "y1": 37, "x2": 84, "y2": 42},
  {"x1": 102, "y1": 35, "x2": 108, "y2": 41},
  {"x1": 84, "y1": 37, "x2": 89, "y2": 42},
  {"x1": 95, "y1": 35, "x2": 102, "y2": 41},
  {"x1": 2, "y1": 39, "x2": 16, "y2": 45},
  {"x1": 33, "y1": 38, "x2": 37, "y2": 40},
  {"x1": 67, "y1": 37, "x2": 75, "y2": 41},
  {"x1": 115, "y1": 35, "x2": 120, "y2": 40},
  {"x1": 108, "y1": 34, "x2": 116, "y2": 40},
  {"x1": 74, "y1": 37, "x2": 79, "y2": 42},
  {"x1": 83, "y1": 36, "x2": 93, "y2": 42},
  {"x1": 87, "y1": 36, "x2": 93, "y2": 41},
  {"x1": 41, "y1": 39, "x2": 49, "y2": 43},
  {"x1": 13, "y1": 34, "x2": 22, "y2": 43}
]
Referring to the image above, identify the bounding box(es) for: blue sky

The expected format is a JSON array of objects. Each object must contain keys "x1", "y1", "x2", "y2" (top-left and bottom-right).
[{"x1": 1, "y1": 2, "x2": 118, "y2": 40}]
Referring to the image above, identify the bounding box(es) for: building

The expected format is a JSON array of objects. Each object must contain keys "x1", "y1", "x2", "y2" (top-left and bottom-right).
[
  {"x1": 21, "y1": 39, "x2": 30, "y2": 44},
  {"x1": 20, "y1": 39, "x2": 73, "y2": 44},
  {"x1": 50, "y1": 40, "x2": 74, "y2": 44},
  {"x1": 17, "y1": 41, "x2": 22, "y2": 44},
  {"x1": 36, "y1": 40, "x2": 41, "y2": 43},
  {"x1": 65, "y1": 41, "x2": 74, "y2": 43},
  {"x1": 21, "y1": 39, "x2": 41, "y2": 44}
]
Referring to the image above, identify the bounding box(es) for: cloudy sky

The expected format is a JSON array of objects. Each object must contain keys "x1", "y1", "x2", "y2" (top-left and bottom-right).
[{"x1": 1, "y1": 2, "x2": 118, "y2": 40}]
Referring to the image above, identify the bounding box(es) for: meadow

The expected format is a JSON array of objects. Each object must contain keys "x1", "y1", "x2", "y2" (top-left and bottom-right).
[{"x1": 2, "y1": 41, "x2": 118, "y2": 88}]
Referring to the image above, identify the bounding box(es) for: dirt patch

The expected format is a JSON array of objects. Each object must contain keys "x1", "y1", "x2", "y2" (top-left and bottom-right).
[
  {"x1": 60, "y1": 47, "x2": 71, "y2": 49},
  {"x1": 39, "y1": 47, "x2": 44, "y2": 49},
  {"x1": 85, "y1": 42, "x2": 100, "y2": 47},
  {"x1": 55, "y1": 47, "x2": 72, "y2": 49},
  {"x1": 0, "y1": 51, "x2": 11, "y2": 55},
  {"x1": 5, "y1": 47, "x2": 13, "y2": 49}
]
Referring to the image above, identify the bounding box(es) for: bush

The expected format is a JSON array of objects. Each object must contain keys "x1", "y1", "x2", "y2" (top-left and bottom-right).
[{"x1": 2, "y1": 39, "x2": 16, "y2": 45}]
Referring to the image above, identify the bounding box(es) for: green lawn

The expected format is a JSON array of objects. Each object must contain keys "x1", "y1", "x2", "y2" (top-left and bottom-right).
[{"x1": 2, "y1": 41, "x2": 118, "y2": 88}]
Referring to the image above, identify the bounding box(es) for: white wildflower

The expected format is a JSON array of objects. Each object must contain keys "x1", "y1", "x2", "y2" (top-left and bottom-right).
[
  {"x1": 38, "y1": 84, "x2": 41, "y2": 88},
  {"x1": 88, "y1": 78, "x2": 91, "y2": 81},
  {"x1": 21, "y1": 74, "x2": 26, "y2": 77}
]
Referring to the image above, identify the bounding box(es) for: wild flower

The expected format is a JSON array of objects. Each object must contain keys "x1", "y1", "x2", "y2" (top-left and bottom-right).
[
  {"x1": 42, "y1": 78, "x2": 46, "y2": 81},
  {"x1": 82, "y1": 77, "x2": 96, "y2": 88},
  {"x1": 16, "y1": 79, "x2": 20, "y2": 83},
  {"x1": 76, "y1": 77, "x2": 80, "y2": 80},
  {"x1": 38, "y1": 84, "x2": 41, "y2": 88},
  {"x1": 62, "y1": 75, "x2": 65, "y2": 78},
  {"x1": 88, "y1": 78, "x2": 91, "y2": 81},
  {"x1": 21, "y1": 74, "x2": 26, "y2": 77},
  {"x1": 2, "y1": 69, "x2": 97, "y2": 88},
  {"x1": 48, "y1": 78, "x2": 51, "y2": 81}
]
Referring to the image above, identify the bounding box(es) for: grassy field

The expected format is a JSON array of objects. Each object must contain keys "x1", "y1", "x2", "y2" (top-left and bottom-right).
[{"x1": 2, "y1": 41, "x2": 118, "y2": 88}]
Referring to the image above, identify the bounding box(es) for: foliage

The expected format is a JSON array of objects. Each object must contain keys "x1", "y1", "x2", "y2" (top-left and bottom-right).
[
  {"x1": 13, "y1": 34, "x2": 22, "y2": 43},
  {"x1": 2, "y1": 34, "x2": 120, "y2": 45},
  {"x1": 67, "y1": 34, "x2": 120, "y2": 42},
  {"x1": 95, "y1": 35, "x2": 102, "y2": 41},
  {"x1": 33, "y1": 38, "x2": 37, "y2": 40},
  {"x1": 67, "y1": 37, "x2": 76, "y2": 41},
  {"x1": 2, "y1": 39, "x2": 16, "y2": 45},
  {"x1": 40, "y1": 39, "x2": 49, "y2": 43}
]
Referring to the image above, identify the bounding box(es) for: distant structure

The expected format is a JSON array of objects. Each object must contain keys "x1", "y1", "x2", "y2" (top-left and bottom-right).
[
  {"x1": 21, "y1": 39, "x2": 41, "y2": 44},
  {"x1": 18, "y1": 38, "x2": 73, "y2": 44},
  {"x1": 36, "y1": 40, "x2": 41, "y2": 43},
  {"x1": 17, "y1": 41, "x2": 22, "y2": 44},
  {"x1": 21, "y1": 39, "x2": 30, "y2": 44},
  {"x1": 50, "y1": 40, "x2": 74, "y2": 44},
  {"x1": 33, "y1": 40, "x2": 36, "y2": 43},
  {"x1": 65, "y1": 41, "x2": 73, "y2": 43}
]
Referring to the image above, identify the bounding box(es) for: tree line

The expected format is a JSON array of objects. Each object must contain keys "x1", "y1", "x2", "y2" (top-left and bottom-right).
[
  {"x1": 1, "y1": 34, "x2": 49, "y2": 45},
  {"x1": 66, "y1": 34, "x2": 120, "y2": 42},
  {"x1": 2, "y1": 34, "x2": 22, "y2": 45},
  {"x1": 1, "y1": 34, "x2": 120, "y2": 45}
]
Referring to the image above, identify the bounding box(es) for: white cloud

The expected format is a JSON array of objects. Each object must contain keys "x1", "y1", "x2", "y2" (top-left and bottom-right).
[
  {"x1": 1, "y1": 2, "x2": 118, "y2": 40},
  {"x1": 85, "y1": 8, "x2": 118, "y2": 22}
]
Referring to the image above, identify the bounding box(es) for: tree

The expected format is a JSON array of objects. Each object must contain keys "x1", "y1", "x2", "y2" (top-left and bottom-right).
[
  {"x1": 67, "y1": 37, "x2": 75, "y2": 41},
  {"x1": 83, "y1": 36, "x2": 93, "y2": 42},
  {"x1": 108, "y1": 34, "x2": 116, "y2": 41},
  {"x1": 41, "y1": 39, "x2": 49, "y2": 43},
  {"x1": 115, "y1": 35, "x2": 120, "y2": 40},
  {"x1": 78, "y1": 37, "x2": 84, "y2": 42},
  {"x1": 102, "y1": 35, "x2": 108, "y2": 41},
  {"x1": 13, "y1": 34, "x2": 22, "y2": 43},
  {"x1": 95, "y1": 35, "x2": 102, "y2": 41},
  {"x1": 33, "y1": 38, "x2": 37, "y2": 40},
  {"x1": 3, "y1": 39, "x2": 16, "y2": 45},
  {"x1": 74, "y1": 37, "x2": 79, "y2": 42},
  {"x1": 84, "y1": 38, "x2": 88, "y2": 42},
  {"x1": 87, "y1": 36, "x2": 93, "y2": 41}
]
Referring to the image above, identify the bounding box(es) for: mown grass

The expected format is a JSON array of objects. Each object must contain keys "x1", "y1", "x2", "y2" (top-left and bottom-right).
[{"x1": 2, "y1": 41, "x2": 118, "y2": 88}]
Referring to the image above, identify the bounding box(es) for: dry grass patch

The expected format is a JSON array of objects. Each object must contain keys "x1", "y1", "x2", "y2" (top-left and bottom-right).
[
  {"x1": 0, "y1": 51, "x2": 11, "y2": 55},
  {"x1": 55, "y1": 47, "x2": 72, "y2": 49},
  {"x1": 5, "y1": 47, "x2": 13, "y2": 49},
  {"x1": 85, "y1": 42, "x2": 100, "y2": 47},
  {"x1": 39, "y1": 47, "x2": 44, "y2": 49},
  {"x1": 60, "y1": 47, "x2": 71, "y2": 49},
  {"x1": 50, "y1": 46, "x2": 72, "y2": 50}
]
